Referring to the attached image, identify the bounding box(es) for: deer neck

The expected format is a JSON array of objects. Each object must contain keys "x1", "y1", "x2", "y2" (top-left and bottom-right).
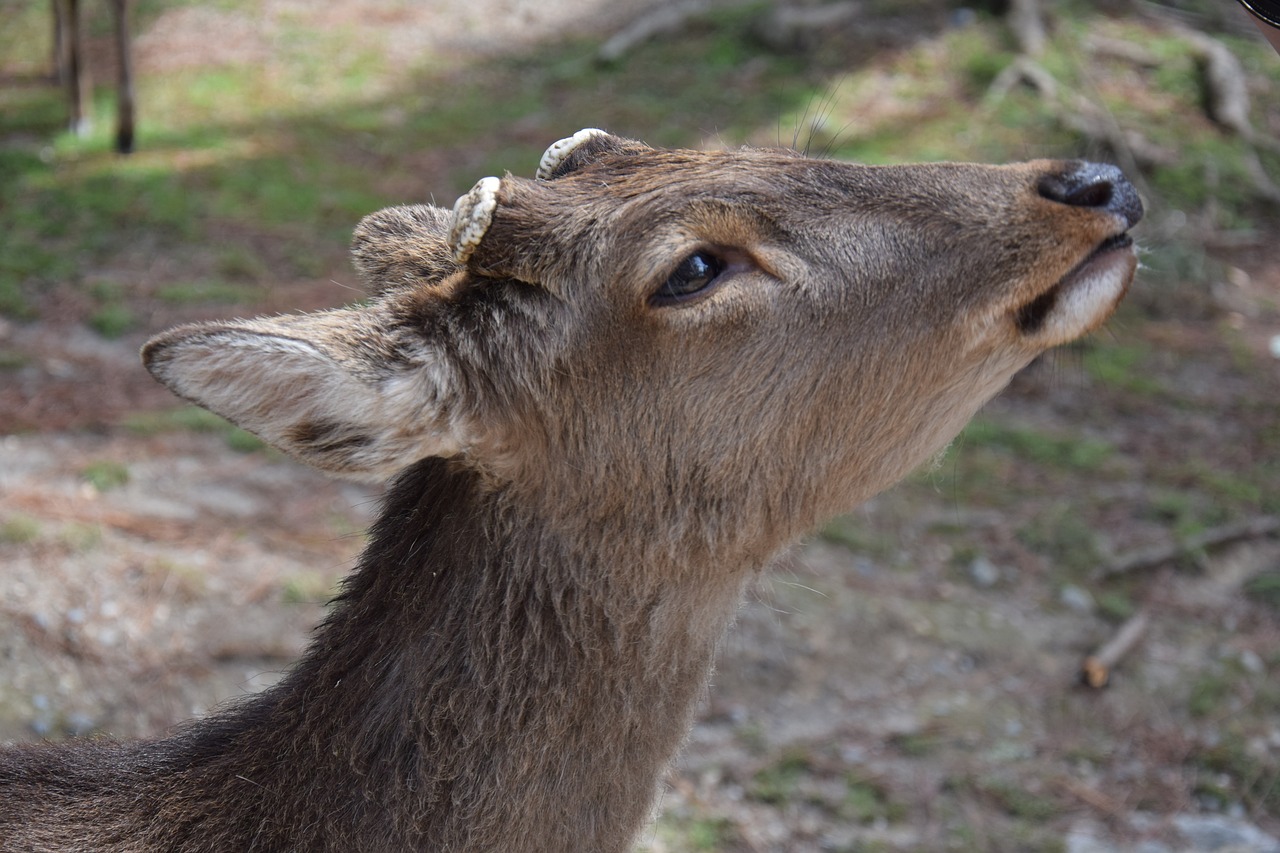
[{"x1": 171, "y1": 456, "x2": 748, "y2": 852}]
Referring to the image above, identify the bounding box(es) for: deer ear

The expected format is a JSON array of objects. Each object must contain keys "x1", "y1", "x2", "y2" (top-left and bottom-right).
[
  {"x1": 535, "y1": 128, "x2": 652, "y2": 181},
  {"x1": 142, "y1": 310, "x2": 470, "y2": 482},
  {"x1": 351, "y1": 203, "x2": 459, "y2": 294}
]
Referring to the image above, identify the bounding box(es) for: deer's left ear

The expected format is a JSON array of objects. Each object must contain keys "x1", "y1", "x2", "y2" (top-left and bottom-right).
[{"x1": 142, "y1": 308, "x2": 474, "y2": 482}]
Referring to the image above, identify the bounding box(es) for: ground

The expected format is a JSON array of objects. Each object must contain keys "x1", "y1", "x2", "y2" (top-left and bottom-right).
[{"x1": 1, "y1": 1, "x2": 1279, "y2": 851}]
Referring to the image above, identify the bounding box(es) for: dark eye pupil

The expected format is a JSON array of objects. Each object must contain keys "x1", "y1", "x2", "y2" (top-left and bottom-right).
[{"x1": 654, "y1": 251, "x2": 724, "y2": 304}]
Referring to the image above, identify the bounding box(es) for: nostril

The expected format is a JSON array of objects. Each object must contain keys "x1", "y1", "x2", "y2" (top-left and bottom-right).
[
  {"x1": 1038, "y1": 161, "x2": 1143, "y2": 229},
  {"x1": 1062, "y1": 180, "x2": 1113, "y2": 209}
]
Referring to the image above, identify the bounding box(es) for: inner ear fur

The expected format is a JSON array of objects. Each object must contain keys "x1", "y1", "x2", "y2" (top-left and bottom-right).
[
  {"x1": 142, "y1": 309, "x2": 470, "y2": 482},
  {"x1": 351, "y1": 204, "x2": 460, "y2": 295}
]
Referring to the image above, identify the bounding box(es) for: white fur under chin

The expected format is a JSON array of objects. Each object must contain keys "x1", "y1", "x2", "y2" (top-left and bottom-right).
[{"x1": 1039, "y1": 249, "x2": 1137, "y2": 346}]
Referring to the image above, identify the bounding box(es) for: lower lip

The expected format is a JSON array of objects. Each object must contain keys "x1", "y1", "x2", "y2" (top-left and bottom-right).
[{"x1": 1021, "y1": 237, "x2": 1138, "y2": 343}]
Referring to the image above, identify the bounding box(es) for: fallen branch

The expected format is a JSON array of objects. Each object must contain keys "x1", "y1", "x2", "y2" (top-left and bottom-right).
[
  {"x1": 983, "y1": 57, "x2": 1175, "y2": 172},
  {"x1": 1080, "y1": 610, "x2": 1150, "y2": 689},
  {"x1": 752, "y1": 1, "x2": 862, "y2": 53},
  {"x1": 1009, "y1": 0, "x2": 1046, "y2": 57},
  {"x1": 597, "y1": 0, "x2": 714, "y2": 65},
  {"x1": 1093, "y1": 516, "x2": 1280, "y2": 581}
]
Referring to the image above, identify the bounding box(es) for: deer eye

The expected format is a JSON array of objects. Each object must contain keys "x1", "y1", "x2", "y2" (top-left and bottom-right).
[{"x1": 651, "y1": 251, "x2": 726, "y2": 306}]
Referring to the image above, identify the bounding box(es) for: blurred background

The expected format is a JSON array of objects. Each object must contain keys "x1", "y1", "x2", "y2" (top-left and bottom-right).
[{"x1": 1, "y1": 1, "x2": 1278, "y2": 850}]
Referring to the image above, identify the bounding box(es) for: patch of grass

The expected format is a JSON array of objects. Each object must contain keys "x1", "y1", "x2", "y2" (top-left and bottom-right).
[
  {"x1": 841, "y1": 774, "x2": 906, "y2": 825},
  {"x1": 975, "y1": 778, "x2": 1060, "y2": 822},
  {"x1": 123, "y1": 406, "x2": 232, "y2": 435},
  {"x1": 80, "y1": 460, "x2": 130, "y2": 492},
  {"x1": 749, "y1": 750, "x2": 812, "y2": 805},
  {"x1": 962, "y1": 419, "x2": 1114, "y2": 472},
  {"x1": 1096, "y1": 590, "x2": 1136, "y2": 622},
  {"x1": 735, "y1": 720, "x2": 769, "y2": 756},
  {"x1": 1191, "y1": 732, "x2": 1280, "y2": 816},
  {"x1": 1187, "y1": 670, "x2": 1236, "y2": 719},
  {"x1": 820, "y1": 516, "x2": 896, "y2": 559},
  {"x1": 0, "y1": 515, "x2": 42, "y2": 545},
  {"x1": 142, "y1": 557, "x2": 208, "y2": 600},
  {"x1": 280, "y1": 573, "x2": 339, "y2": 605},
  {"x1": 1016, "y1": 506, "x2": 1102, "y2": 576},
  {"x1": 1082, "y1": 343, "x2": 1163, "y2": 396},
  {"x1": 88, "y1": 303, "x2": 136, "y2": 339},
  {"x1": 0, "y1": 349, "x2": 29, "y2": 370},
  {"x1": 155, "y1": 280, "x2": 263, "y2": 305},
  {"x1": 58, "y1": 522, "x2": 103, "y2": 552},
  {"x1": 121, "y1": 406, "x2": 267, "y2": 453},
  {"x1": 890, "y1": 730, "x2": 943, "y2": 759},
  {"x1": 225, "y1": 427, "x2": 266, "y2": 453},
  {"x1": 648, "y1": 811, "x2": 740, "y2": 852},
  {"x1": 1243, "y1": 571, "x2": 1280, "y2": 610}
]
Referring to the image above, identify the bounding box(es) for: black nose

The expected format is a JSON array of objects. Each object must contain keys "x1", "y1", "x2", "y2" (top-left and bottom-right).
[{"x1": 1037, "y1": 162, "x2": 1143, "y2": 229}]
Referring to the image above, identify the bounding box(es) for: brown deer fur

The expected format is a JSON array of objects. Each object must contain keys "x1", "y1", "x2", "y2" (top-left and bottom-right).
[{"x1": 0, "y1": 130, "x2": 1142, "y2": 851}]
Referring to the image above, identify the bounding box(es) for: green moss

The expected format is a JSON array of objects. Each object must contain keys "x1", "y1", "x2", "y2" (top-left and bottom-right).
[
  {"x1": 1187, "y1": 670, "x2": 1236, "y2": 718},
  {"x1": 0, "y1": 515, "x2": 42, "y2": 545},
  {"x1": 155, "y1": 280, "x2": 264, "y2": 305},
  {"x1": 891, "y1": 730, "x2": 943, "y2": 759},
  {"x1": 749, "y1": 750, "x2": 812, "y2": 805},
  {"x1": 80, "y1": 460, "x2": 130, "y2": 492},
  {"x1": 225, "y1": 427, "x2": 266, "y2": 453},
  {"x1": 88, "y1": 303, "x2": 136, "y2": 339},
  {"x1": 841, "y1": 774, "x2": 906, "y2": 825},
  {"x1": 122, "y1": 406, "x2": 232, "y2": 435},
  {"x1": 648, "y1": 811, "x2": 740, "y2": 852},
  {"x1": 59, "y1": 522, "x2": 103, "y2": 552},
  {"x1": 821, "y1": 516, "x2": 896, "y2": 559},
  {"x1": 961, "y1": 419, "x2": 1114, "y2": 472},
  {"x1": 976, "y1": 778, "x2": 1060, "y2": 821},
  {"x1": 1244, "y1": 572, "x2": 1280, "y2": 610},
  {"x1": 1096, "y1": 591, "x2": 1136, "y2": 622},
  {"x1": 1082, "y1": 343, "x2": 1163, "y2": 396},
  {"x1": 1191, "y1": 733, "x2": 1280, "y2": 815},
  {"x1": 1016, "y1": 506, "x2": 1102, "y2": 576}
]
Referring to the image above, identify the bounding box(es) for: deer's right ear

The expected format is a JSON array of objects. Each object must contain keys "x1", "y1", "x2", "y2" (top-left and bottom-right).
[{"x1": 141, "y1": 310, "x2": 472, "y2": 483}]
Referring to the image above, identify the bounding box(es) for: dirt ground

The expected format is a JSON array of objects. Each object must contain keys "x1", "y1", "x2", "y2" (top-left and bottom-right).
[{"x1": 3, "y1": 2, "x2": 1280, "y2": 851}]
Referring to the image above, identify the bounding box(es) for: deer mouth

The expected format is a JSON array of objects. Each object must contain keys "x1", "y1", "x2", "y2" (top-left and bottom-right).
[{"x1": 1013, "y1": 233, "x2": 1137, "y2": 339}]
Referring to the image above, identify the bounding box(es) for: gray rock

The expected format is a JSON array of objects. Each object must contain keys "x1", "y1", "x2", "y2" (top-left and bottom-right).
[
  {"x1": 1172, "y1": 814, "x2": 1280, "y2": 852},
  {"x1": 1060, "y1": 584, "x2": 1096, "y2": 614},
  {"x1": 968, "y1": 556, "x2": 1000, "y2": 588}
]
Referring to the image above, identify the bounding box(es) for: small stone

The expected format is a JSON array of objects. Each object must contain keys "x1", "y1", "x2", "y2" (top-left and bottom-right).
[
  {"x1": 968, "y1": 556, "x2": 1000, "y2": 588},
  {"x1": 1059, "y1": 584, "x2": 1096, "y2": 614},
  {"x1": 1238, "y1": 648, "x2": 1265, "y2": 674}
]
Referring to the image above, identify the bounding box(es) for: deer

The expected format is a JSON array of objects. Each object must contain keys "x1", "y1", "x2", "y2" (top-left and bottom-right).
[{"x1": 0, "y1": 128, "x2": 1142, "y2": 852}]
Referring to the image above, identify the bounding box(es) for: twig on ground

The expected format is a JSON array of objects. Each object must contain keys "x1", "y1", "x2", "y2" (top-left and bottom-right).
[
  {"x1": 1093, "y1": 516, "x2": 1280, "y2": 582},
  {"x1": 1080, "y1": 610, "x2": 1151, "y2": 689}
]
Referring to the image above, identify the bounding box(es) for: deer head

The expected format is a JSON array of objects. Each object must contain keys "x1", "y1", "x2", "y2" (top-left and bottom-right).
[{"x1": 144, "y1": 129, "x2": 1140, "y2": 572}]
